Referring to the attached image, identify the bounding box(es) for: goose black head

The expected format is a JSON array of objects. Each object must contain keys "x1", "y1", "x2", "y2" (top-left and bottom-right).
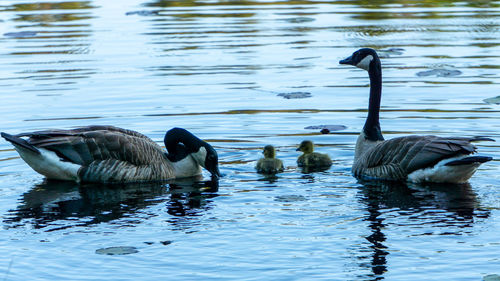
[
  {"x1": 339, "y1": 48, "x2": 380, "y2": 71},
  {"x1": 165, "y1": 128, "x2": 220, "y2": 179},
  {"x1": 201, "y1": 142, "x2": 220, "y2": 179}
]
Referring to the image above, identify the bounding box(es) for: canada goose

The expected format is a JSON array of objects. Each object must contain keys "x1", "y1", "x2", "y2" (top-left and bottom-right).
[
  {"x1": 1, "y1": 125, "x2": 220, "y2": 183},
  {"x1": 255, "y1": 145, "x2": 284, "y2": 174},
  {"x1": 296, "y1": 140, "x2": 332, "y2": 169},
  {"x1": 339, "y1": 48, "x2": 493, "y2": 183}
]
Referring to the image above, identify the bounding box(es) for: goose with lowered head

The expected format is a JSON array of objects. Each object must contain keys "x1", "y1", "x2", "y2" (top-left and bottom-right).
[
  {"x1": 1, "y1": 126, "x2": 220, "y2": 183},
  {"x1": 339, "y1": 48, "x2": 493, "y2": 183}
]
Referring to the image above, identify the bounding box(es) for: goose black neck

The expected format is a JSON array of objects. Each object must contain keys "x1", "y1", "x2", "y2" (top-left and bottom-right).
[
  {"x1": 363, "y1": 58, "x2": 384, "y2": 141},
  {"x1": 164, "y1": 128, "x2": 203, "y2": 161}
]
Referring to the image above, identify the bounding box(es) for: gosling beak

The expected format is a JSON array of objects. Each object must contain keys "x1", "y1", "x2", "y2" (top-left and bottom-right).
[{"x1": 339, "y1": 55, "x2": 355, "y2": 66}]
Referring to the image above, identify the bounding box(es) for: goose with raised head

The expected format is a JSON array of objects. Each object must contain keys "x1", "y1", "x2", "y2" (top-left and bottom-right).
[
  {"x1": 339, "y1": 48, "x2": 493, "y2": 183},
  {"x1": 1, "y1": 125, "x2": 220, "y2": 183},
  {"x1": 296, "y1": 140, "x2": 332, "y2": 169},
  {"x1": 256, "y1": 145, "x2": 284, "y2": 174}
]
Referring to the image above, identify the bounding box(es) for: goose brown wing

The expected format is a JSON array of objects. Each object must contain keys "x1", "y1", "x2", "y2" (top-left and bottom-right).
[
  {"x1": 18, "y1": 125, "x2": 150, "y2": 139},
  {"x1": 362, "y1": 135, "x2": 478, "y2": 174},
  {"x1": 20, "y1": 126, "x2": 165, "y2": 166}
]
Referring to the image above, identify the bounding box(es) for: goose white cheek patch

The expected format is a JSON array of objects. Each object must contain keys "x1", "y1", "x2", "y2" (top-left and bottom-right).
[
  {"x1": 192, "y1": 146, "x2": 207, "y2": 167},
  {"x1": 356, "y1": 55, "x2": 373, "y2": 71}
]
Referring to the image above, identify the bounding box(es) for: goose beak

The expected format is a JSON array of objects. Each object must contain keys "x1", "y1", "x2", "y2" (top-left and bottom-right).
[
  {"x1": 339, "y1": 55, "x2": 354, "y2": 66},
  {"x1": 296, "y1": 147, "x2": 301, "y2": 151},
  {"x1": 208, "y1": 165, "x2": 221, "y2": 179},
  {"x1": 213, "y1": 167, "x2": 221, "y2": 179}
]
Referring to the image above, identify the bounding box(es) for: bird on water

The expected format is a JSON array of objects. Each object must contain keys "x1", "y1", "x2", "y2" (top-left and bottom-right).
[
  {"x1": 339, "y1": 48, "x2": 493, "y2": 183},
  {"x1": 256, "y1": 145, "x2": 284, "y2": 174},
  {"x1": 296, "y1": 140, "x2": 332, "y2": 170},
  {"x1": 1, "y1": 125, "x2": 220, "y2": 183}
]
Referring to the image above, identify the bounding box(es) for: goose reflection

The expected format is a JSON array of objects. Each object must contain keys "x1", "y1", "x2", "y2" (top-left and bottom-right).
[
  {"x1": 4, "y1": 177, "x2": 219, "y2": 232},
  {"x1": 257, "y1": 173, "x2": 281, "y2": 184},
  {"x1": 356, "y1": 180, "x2": 489, "y2": 279}
]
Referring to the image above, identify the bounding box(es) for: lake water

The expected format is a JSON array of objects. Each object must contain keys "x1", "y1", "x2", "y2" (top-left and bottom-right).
[{"x1": 1, "y1": 0, "x2": 500, "y2": 280}]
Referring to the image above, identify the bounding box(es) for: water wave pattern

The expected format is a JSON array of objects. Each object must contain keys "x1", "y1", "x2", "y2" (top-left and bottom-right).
[{"x1": 1, "y1": 0, "x2": 500, "y2": 280}]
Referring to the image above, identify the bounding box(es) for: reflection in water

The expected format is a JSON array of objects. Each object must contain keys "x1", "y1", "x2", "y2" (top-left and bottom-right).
[
  {"x1": 2, "y1": 1, "x2": 96, "y2": 88},
  {"x1": 146, "y1": 0, "x2": 499, "y2": 8},
  {"x1": 300, "y1": 166, "x2": 331, "y2": 174},
  {"x1": 257, "y1": 174, "x2": 280, "y2": 184},
  {"x1": 4, "y1": 177, "x2": 219, "y2": 232},
  {"x1": 357, "y1": 180, "x2": 489, "y2": 279},
  {"x1": 6, "y1": 2, "x2": 95, "y2": 12}
]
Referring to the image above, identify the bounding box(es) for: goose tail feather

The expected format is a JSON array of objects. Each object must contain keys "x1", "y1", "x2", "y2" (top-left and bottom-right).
[
  {"x1": 470, "y1": 136, "x2": 495, "y2": 142},
  {"x1": 445, "y1": 156, "x2": 493, "y2": 166},
  {"x1": 1, "y1": 132, "x2": 40, "y2": 154}
]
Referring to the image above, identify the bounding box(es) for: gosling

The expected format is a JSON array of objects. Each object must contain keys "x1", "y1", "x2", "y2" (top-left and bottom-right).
[
  {"x1": 296, "y1": 140, "x2": 332, "y2": 169},
  {"x1": 256, "y1": 145, "x2": 284, "y2": 174}
]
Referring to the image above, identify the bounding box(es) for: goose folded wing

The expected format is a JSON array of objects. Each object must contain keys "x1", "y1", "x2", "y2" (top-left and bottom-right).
[
  {"x1": 23, "y1": 128, "x2": 164, "y2": 166},
  {"x1": 364, "y1": 135, "x2": 478, "y2": 174},
  {"x1": 403, "y1": 137, "x2": 478, "y2": 173},
  {"x1": 362, "y1": 135, "x2": 424, "y2": 168},
  {"x1": 17, "y1": 125, "x2": 150, "y2": 140}
]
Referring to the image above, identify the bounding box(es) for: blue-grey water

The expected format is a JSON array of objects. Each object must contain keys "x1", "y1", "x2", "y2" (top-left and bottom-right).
[{"x1": 1, "y1": 0, "x2": 500, "y2": 280}]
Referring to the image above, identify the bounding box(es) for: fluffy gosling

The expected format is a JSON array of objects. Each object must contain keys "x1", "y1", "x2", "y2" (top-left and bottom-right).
[
  {"x1": 296, "y1": 140, "x2": 332, "y2": 169},
  {"x1": 256, "y1": 145, "x2": 284, "y2": 174}
]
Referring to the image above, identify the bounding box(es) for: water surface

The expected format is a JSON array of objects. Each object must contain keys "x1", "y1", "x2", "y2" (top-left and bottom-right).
[{"x1": 1, "y1": 0, "x2": 500, "y2": 280}]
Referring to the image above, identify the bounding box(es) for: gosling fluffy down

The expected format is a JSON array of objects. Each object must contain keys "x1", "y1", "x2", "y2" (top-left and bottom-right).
[
  {"x1": 256, "y1": 145, "x2": 284, "y2": 174},
  {"x1": 296, "y1": 140, "x2": 332, "y2": 168}
]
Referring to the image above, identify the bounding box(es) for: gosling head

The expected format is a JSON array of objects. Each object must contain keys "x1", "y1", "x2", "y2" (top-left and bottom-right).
[
  {"x1": 296, "y1": 140, "x2": 314, "y2": 154},
  {"x1": 339, "y1": 48, "x2": 379, "y2": 71},
  {"x1": 262, "y1": 145, "x2": 276, "y2": 159}
]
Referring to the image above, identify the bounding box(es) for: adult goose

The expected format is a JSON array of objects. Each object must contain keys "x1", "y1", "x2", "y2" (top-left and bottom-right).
[
  {"x1": 1, "y1": 125, "x2": 220, "y2": 183},
  {"x1": 339, "y1": 48, "x2": 493, "y2": 183}
]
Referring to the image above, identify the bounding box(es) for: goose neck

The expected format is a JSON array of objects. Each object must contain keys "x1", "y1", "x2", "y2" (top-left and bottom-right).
[{"x1": 363, "y1": 61, "x2": 384, "y2": 141}]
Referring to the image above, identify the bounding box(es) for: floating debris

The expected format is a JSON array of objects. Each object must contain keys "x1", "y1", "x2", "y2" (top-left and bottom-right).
[
  {"x1": 4, "y1": 31, "x2": 37, "y2": 38},
  {"x1": 277, "y1": 92, "x2": 312, "y2": 99},
  {"x1": 125, "y1": 10, "x2": 159, "y2": 16},
  {"x1": 304, "y1": 125, "x2": 347, "y2": 132},
  {"x1": 274, "y1": 195, "x2": 307, "y2": 202},
  {"x1": 483, "y1": 96, "x2": 500, "y2": 105},
  {"x1": 95, "y1": 246, "x2": 139, "y2": 256},
  {"x1": 416, "y1": 69, "x2": 462, "y2": 77},
  {"x1": 143, "y1": 241, "x2": 172, "y2": 246},
  {"x1": 378, "y1": 47, "x2": 405, "y2": 58}
]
